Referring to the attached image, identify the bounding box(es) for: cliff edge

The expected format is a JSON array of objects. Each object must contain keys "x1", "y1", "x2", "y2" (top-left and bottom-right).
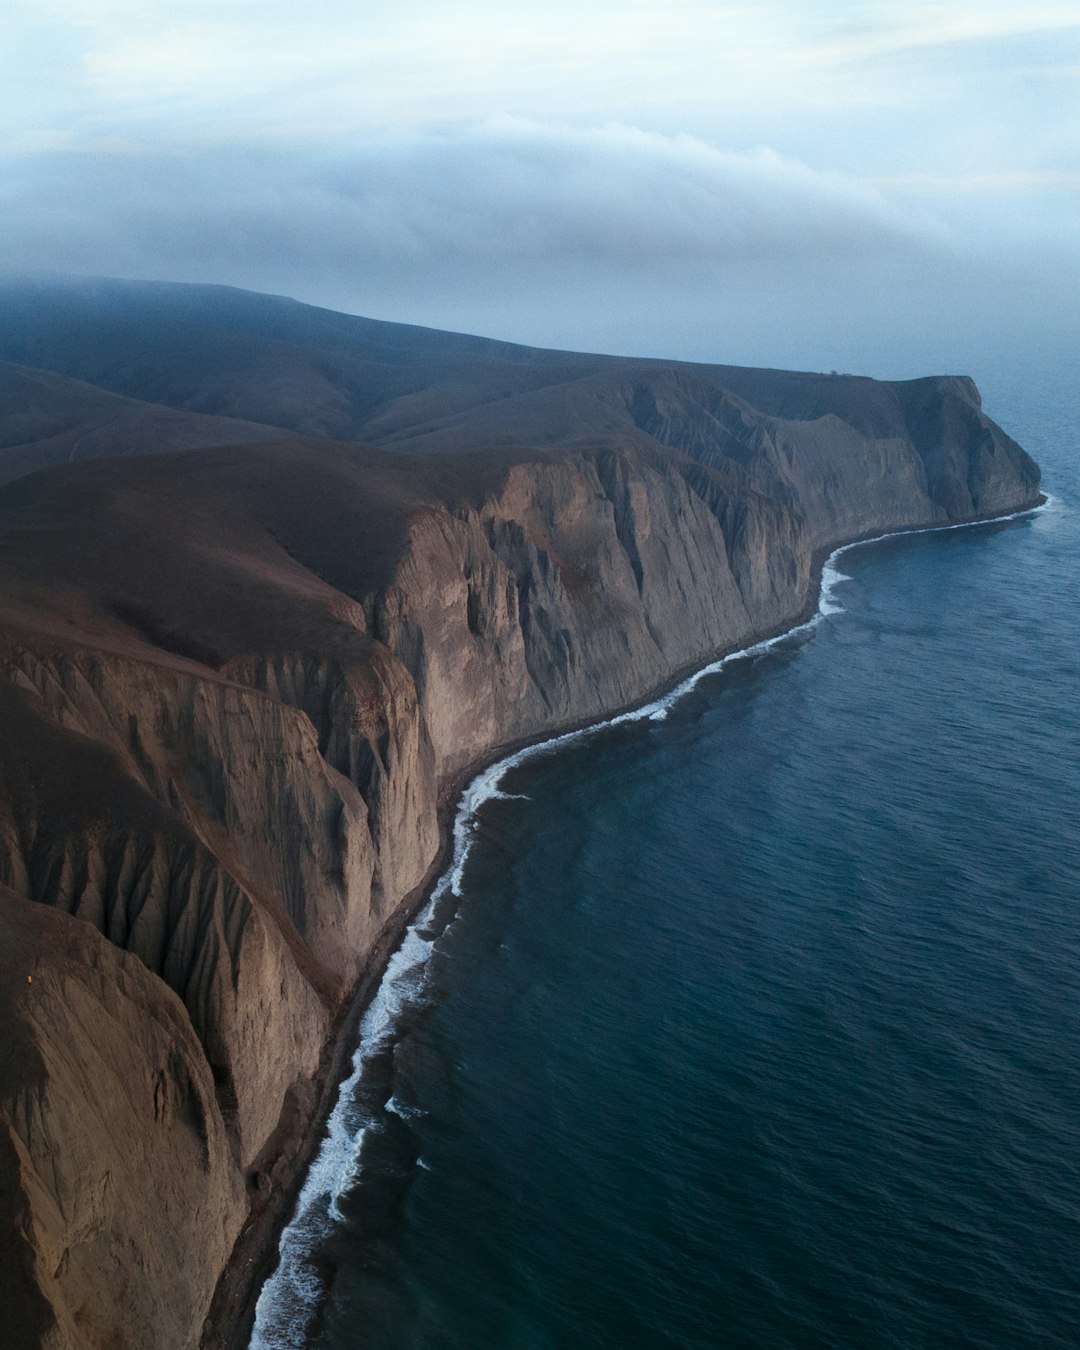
[{"x1": 0, "y1": 281, "x2": 1041, "y2": 1349}]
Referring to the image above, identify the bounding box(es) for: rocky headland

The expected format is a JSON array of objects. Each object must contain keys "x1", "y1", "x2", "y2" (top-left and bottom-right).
[{"x1": 0, "y1": 279, "x2": 1042, "y2": 1349}]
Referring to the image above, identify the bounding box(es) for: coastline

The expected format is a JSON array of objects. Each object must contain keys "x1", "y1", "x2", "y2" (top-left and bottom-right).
[{"x1": 209, "y1": 491, "x2": 1047, "y2": 1350}]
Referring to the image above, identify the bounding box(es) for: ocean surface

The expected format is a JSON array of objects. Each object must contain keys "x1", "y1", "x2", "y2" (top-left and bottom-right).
[{"x1": 253, "y1": 358, "x2": 1080, "y2": 1350}]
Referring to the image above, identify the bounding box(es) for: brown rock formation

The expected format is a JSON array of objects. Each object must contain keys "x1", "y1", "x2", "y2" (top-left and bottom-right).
[
  {"x1": 0, "y1": 280, "x2": 1041, "y2": 1349},
  {"x1": 0, "y1": 886, "x2": 245, "y2": 1350}
]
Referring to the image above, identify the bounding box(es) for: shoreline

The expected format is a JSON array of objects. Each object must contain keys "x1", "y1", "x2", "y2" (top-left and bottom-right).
[{"x1": 209, "y1": 491, "x2": 1047, "y2": 1350}]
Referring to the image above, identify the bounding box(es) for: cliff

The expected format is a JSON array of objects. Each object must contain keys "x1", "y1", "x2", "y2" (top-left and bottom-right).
[{"x1": 0, "y1": 281, "x2": 1041, "y2": 1349}]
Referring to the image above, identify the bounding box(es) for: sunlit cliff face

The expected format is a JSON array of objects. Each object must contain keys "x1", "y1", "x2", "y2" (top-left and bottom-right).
[{"x1": 2, "y1": 1, "x2": 1079, "y2": 372}]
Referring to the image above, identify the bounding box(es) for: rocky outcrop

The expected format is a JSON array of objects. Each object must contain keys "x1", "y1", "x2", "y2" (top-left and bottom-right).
[
  {"x1": 374, "y1": 449, "x2": 804, "y2": 777},
  {"x1": 0, "y1": 284, "x2": 1042, "y2": 1350},
  {"x1": 0, "y1": 886, "x2": 246, "y2": 1350}
]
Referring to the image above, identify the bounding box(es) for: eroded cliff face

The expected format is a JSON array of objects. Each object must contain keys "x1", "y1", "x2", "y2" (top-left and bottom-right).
[
  {"x1": 375, "y1": 449, "x2": 805, "y2": 777},
  {"x1": 0, "y1": 367, "x2": 1041, "y2": 1350},
  {"x1": 0, "y1": 887, "x2": 246, "y2": 1350}
]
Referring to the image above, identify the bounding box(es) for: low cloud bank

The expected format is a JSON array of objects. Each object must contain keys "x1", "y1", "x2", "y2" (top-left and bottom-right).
[
  {"x1": 1, "y1": 120, "x2": 1073, "y2": 374},
  {"x1": 3, "y1": 121, "x2": 948, "y2": 278}
]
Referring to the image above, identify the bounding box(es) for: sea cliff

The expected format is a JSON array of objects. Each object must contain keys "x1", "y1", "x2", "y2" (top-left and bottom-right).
[{"x1": 0, "y1": 282, "x2": 1041, "y2": 1350}]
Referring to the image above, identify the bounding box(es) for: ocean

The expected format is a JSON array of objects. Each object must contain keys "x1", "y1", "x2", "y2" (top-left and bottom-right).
[{"x1": 252, "y1": 356, "x2": 1079, "y2": 1350}]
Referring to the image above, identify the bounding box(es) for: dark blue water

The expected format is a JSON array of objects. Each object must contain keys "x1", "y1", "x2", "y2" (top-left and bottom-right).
[{"x1": 267, "y1": 366, "x2": 1080, "y2": 1349}]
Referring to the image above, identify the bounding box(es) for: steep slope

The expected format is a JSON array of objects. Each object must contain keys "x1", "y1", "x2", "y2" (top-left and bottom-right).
[
  {"x1": 0, "y1": 282, "x2": 1042, "y2": 1350},
  {"x1": 0, "y1": 887, "x2": 246, "y2": 1350}
]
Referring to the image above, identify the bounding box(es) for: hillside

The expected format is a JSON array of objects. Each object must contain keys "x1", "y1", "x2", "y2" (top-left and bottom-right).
[{"x1": 0, "y1": 279, "x2": 1041, "y2": 1350}]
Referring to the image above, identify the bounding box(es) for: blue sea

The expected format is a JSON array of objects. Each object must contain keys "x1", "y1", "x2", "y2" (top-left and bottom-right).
[{"x1": 253, "y1": 356, "x2": 1080, "y2": 1350}]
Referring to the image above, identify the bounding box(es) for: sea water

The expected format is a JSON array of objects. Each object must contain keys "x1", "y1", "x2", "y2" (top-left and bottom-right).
[{"x1": 253, "y1": 358, "x2": 1080, "y2": 1349}]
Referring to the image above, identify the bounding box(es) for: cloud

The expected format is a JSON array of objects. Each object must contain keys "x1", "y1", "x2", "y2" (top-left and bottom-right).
[
  {"x1": 0, "y1": 122, "x2": 952, "y2": 291},
  {"x1": 1, "y1": 5, "x2": 1076, "y2": 373},
  {"x1": 790, "y1": 4, "x2": 1080, "y2": 69},
  {"x1": 8, "y1": 1, "x2": 1080, "y2": 152},
  {"x1": 869, "y1": 169, "x2": 1080, "y2": 193}
]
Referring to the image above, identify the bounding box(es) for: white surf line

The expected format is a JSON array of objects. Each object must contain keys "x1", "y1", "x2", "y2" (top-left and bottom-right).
[{"x1": 248, "y1": 494, "x2": 1048, "y2": 1349}]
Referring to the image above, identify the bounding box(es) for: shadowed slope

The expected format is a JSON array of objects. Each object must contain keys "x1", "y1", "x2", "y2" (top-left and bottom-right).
[
  {"x1": 0, "y1": 439, "x2": 425, "y2": 661},
  {"x1": 0, "y1": 279, "x2": 1028, "y2": 500},
  {"x1": 0, "y1": 360, "x2": 291, "y2": 487},
  {"x1": 0, "y1": 278, "x2": 597, "y2": 444}
]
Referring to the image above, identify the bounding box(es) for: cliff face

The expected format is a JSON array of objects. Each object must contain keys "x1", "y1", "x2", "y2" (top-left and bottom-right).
[
  {"x1": 0, "y1": 887, "x2": 246, "y2": 1350},
  {"x1": 374, "y1": 449, "x2": 805, "y2": 778},
  {"x1": 0, "y1": 285, "x2": 1042, "y2": 1350}
]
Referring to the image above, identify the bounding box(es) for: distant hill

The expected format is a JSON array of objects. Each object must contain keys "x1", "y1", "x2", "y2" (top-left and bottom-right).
[
  {"x1": 0, "y1": 277, "x2": 1013, "y2": 539},
  {"x1": 0, "y1": 358, "x2": 290, "y2": 486}
]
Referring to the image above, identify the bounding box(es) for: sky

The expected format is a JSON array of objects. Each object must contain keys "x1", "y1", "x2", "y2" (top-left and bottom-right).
[{"x1": 2, "y1": 0, "x2": 1079, "y2": 378}]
